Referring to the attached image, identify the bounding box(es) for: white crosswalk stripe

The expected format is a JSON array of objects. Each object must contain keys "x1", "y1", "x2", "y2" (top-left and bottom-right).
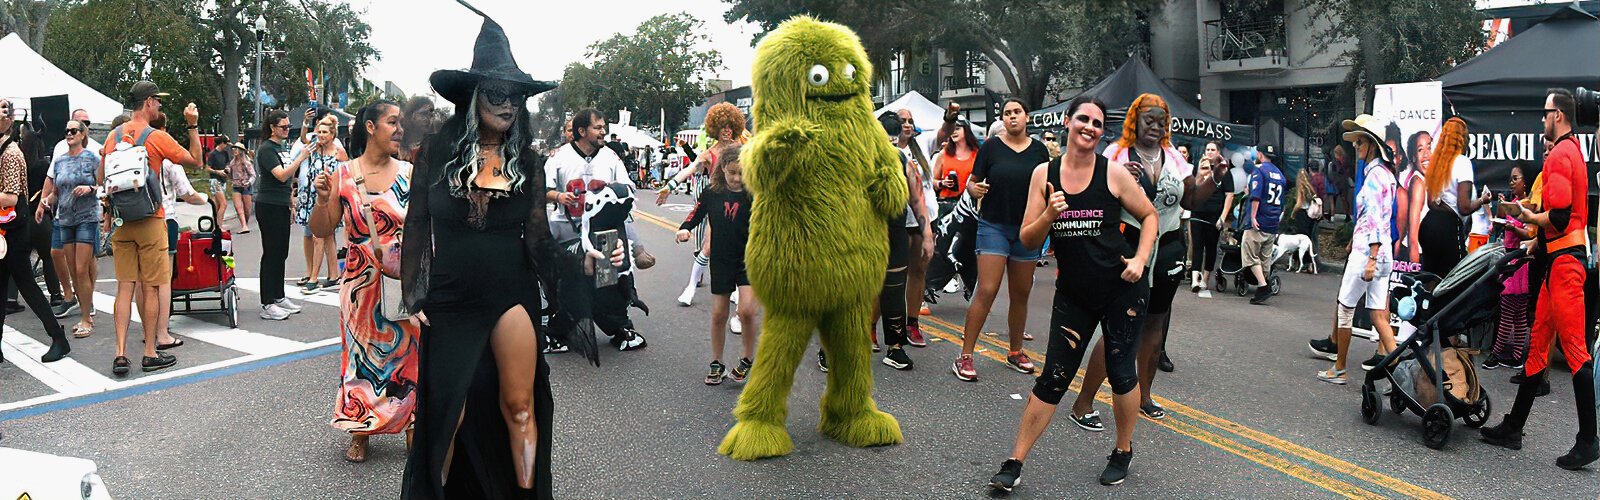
[{"x1": 0, "y1": 284, "x2": 341, "y2": 414}]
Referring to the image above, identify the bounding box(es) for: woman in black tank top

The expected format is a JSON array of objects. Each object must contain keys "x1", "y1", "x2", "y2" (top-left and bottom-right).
[{"x1": 986, "y1": 97, "x2": 1159, "y2": 492}]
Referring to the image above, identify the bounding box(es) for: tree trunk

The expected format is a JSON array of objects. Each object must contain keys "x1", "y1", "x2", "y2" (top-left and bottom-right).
[{"x1": 219, "y1": 39, "x2": 245, "y2": 140}]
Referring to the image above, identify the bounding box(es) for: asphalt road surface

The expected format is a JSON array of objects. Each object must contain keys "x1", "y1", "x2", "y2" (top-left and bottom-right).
[{"x1": 1, "y1": 199, "x2": 1596, "y2": 499}]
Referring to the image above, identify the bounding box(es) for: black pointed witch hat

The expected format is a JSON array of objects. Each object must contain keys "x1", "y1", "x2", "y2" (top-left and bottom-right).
[{"x1": 430, "y1": 0, "x2": 556, "y2": 106}]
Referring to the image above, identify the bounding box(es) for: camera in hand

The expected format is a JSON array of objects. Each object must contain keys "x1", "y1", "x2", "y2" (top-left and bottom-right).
[{"x1": 1577, "y1": 87, "x2": 1598, "y2": 127}]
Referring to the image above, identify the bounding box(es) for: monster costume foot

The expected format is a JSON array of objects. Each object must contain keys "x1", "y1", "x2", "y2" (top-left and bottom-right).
[
  {"x1": 819, "y1": 408, "x2": 902, "y2": 448},
  {"x1": 718, "y1": 420, "x2": 795, "y2": 461}
]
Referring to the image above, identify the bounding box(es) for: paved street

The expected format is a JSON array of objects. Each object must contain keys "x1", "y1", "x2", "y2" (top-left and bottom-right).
[{"x1": 1, "y1": 199, "x2": 1597, "y2": 499}]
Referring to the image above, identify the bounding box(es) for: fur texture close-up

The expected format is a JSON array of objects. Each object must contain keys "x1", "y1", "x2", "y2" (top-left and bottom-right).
[{"x1": 717, "y1": 15, "x2": 908, "y2": 461}]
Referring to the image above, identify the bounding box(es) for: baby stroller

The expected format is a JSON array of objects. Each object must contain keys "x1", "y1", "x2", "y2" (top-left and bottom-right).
[
  {"x1": 1362, "y1": 244, "x2": 1524, "y2": 449},
  {"x1": 170, "y1": 208, "x2": 240, "y2": 328},
  {"x1": 1214, "y1": 226, "x2": 1281, "y2": 297}
]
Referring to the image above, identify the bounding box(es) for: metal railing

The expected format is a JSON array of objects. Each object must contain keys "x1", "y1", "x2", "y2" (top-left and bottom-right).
[{"x1": 1204, "y1": 18, "x2": 1287, "y2": 62}]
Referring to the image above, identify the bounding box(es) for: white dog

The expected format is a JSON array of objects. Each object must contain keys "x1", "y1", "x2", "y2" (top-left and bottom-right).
[{"x1": 1270, "y1": 234, "x2": 1318, "y2": 274}]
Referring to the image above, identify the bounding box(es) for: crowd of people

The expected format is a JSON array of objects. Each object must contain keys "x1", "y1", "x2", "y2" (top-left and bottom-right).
[{"x1": 1, "y1": 10, "x2": 1595, "y2": 499}]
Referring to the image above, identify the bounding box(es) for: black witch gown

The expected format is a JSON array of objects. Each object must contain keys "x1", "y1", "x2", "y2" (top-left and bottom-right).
[{"x1": 401, "y1": 150, "x2": 556, "y2": 499}]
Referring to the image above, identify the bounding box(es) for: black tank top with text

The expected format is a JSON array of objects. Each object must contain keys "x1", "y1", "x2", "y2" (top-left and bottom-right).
[{"x1": 1048, "y1": 155, "x2": 1136, "y2": 302}]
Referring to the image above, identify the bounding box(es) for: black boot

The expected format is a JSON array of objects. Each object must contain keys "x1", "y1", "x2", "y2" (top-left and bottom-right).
[
  {"x1": 1482, "y1": 371, "x2": 1545, "y2": 450},
  {"x1": 1558, "y1": 363, "x2": 1599, "y2": 470},
  {"x1": 1249, "y1": 284, "x2": 1271, "y2": 305},
  {"x1": 40, "y1": 335, "x2": 70, "y2": 363}
]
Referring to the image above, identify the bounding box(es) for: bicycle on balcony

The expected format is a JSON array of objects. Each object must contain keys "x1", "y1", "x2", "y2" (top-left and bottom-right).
[{"x1": 1210, "y1": 25, "x2": 1269, "y2": 61}]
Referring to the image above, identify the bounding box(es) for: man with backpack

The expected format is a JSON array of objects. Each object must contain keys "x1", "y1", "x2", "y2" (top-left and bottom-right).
[{"x1": 97, "y1": 81, "x2": 204, "y2": 375}]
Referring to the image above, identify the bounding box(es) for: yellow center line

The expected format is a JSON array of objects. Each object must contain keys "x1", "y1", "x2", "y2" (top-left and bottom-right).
[
  {"x1": 920, "y1": 310, "x2": 1448, "y2": 500},
  {"x1": 631, "y1": 209, "x2": 1441, "y2": 499}
]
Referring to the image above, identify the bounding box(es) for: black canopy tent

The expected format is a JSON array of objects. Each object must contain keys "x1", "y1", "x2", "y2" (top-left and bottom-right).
[
  {"x1": 1436, "y1": 3, "x2": 1599, "y2": 188},
  {"x1": 1029, "y1": 59, "x2": 1256, "y2": 146}
]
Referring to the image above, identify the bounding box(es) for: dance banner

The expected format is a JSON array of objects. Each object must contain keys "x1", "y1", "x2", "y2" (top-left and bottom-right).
[{"x1": 1371, "y1": 81, "x2": 1444, "y2": 274}]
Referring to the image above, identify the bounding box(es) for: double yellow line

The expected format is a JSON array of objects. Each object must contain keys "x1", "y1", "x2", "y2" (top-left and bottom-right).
[{"x1": 631, "y1": 209, "x2": 1447, "y2": 499}]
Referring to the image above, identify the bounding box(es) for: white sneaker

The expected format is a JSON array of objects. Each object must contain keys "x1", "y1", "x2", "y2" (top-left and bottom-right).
[
  {"x1": 943, "y1": 278, "x2": 962, "y2": 294},
  {"x1": 274, "y1": 298, "x2": 303, "y2": 314},
  {"x1": 259, "y1": 304, "x2": 292, "y2": 321},
  {"x1": 1197, "y1": 289, "x2": 1213, "y2": 299},
  {"x1": 730, "y1": 315, "x2": 743, "y2": 334},
  {"x1": 676, "y1": 287, "x2": 694, "y2": 307}
]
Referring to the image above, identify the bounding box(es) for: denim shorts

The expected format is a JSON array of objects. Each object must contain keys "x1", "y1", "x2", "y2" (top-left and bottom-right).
[
  {"x1": 975, "y1": 217, "x2": 1043, "y2": 261},
  {"x1": 51, "y1": 220, "x2": 99, "y2": 249},
  {"x1": 233, "y1": 182, "x2": 256, "y2": 196}
]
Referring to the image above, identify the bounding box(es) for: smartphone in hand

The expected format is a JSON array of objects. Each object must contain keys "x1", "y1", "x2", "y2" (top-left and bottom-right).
[{"x1": 593, "y1": 229, "x2": 621, "y2": 288}]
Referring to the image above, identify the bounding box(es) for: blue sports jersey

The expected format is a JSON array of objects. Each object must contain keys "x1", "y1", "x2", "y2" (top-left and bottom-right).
[{"x1": 1248, "y1": 161, "x2": 1286, "y2": 233}]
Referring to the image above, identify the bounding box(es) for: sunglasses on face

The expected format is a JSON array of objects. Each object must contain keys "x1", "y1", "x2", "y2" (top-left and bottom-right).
[
  {"x1": 272, "y1": 123, "x2": 290, "y2": 130},
  {"x1": 64, "y1": 128, "x2": 81, "y2": 135},
  {"x1": 482, "y1": 88, "x2": 526, "y2": 107},
  {"x1": 1072, "y1": 114, "x2": 1103, "y2": 129}
]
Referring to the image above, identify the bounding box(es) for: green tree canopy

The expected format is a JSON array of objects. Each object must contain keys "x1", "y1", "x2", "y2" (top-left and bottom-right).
[
  {"x1": 559, "y1": 12, "x2": 722, "y2": 135},
  {"x1": 1298, "y1": 0, "x2": 1485, "y2": 111}
]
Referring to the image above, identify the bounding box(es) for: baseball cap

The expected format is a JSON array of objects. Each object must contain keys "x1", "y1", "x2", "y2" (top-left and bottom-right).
[{"x1": 129, "y1": 81, "x2": 169, "y2": 103}]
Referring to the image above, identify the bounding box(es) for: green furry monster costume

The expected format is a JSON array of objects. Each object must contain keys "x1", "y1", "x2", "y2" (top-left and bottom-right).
[{"x1": 717, "y1": 16, "x2": 908, "y2": 461}]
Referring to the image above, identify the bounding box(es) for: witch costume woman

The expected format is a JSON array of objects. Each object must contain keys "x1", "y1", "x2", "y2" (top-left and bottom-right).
[{"x1": 400, "y1": 2, "x2": 583, "y2": 498}]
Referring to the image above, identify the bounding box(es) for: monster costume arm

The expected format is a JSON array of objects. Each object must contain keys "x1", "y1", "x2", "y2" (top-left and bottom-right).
[{"x1": 744, "y1": 117, "x2": 822, "y2": 195}]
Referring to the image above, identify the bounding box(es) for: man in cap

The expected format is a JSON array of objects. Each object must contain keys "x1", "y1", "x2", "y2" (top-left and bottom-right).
[
  {"x1": 1244, "y1": 143, "x2": 1286, "y2": 305},
  {"x1": 98, "y1": 80, "x2": 204, "y2": 375}
]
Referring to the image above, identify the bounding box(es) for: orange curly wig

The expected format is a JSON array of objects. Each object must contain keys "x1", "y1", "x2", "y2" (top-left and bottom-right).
[
  {"x1": 1426, "y1": 117, "x2": 1468, "y2": 200},
  {"x1": 705, "y1": 102, "x2": 747, "y2": 143},
  {"x1": 1116, "y1": 93, "x2": 1171, "y2": 149}
]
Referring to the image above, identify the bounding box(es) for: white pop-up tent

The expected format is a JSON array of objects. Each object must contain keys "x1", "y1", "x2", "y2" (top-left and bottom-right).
[
  {"x1": 874, "y1": 90, "x2": 981, "y2": 156},
  {"x1": 0, "y1": 33, "x2": 124, "y2": 123},
  {"x1": 610, "y1": 123, "x2": 663, "y2": 148}
]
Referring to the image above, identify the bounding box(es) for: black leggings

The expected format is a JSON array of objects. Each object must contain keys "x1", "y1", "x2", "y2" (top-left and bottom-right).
[
  {"x1": 257, "y1": 202, "x2": 291, "y2": 305},
  {"x1": 1033, "y1": 282, "x2": 1149, "y2": 404},
  {"x1": 1417, "y1": 208, "x2": 1463, "y2": 277},
  {"x1": 880, "y1": 220, "x2": 910, "y2": 347},
  {"x1": 0, "y1": 223, "x2": 65, "y2": 343},
  {"x1": 1189, "y1": 219, "x2": 1220, "y2": 272}
]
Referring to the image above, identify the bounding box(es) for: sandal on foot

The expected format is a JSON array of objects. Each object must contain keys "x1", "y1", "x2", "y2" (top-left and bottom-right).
[
  {"x1": 157, "y1": 338, "x2": 184, "y2": 350},
  {"x1": 705, "y1": 361, "x2": 726, "y2": 386},
  {"x1": 1140, "y1": 402, "x2": 1167, "y2": 420},
  {"x1": 345, "y1": 436, "x2": 369, "y2": 463},
  {"x1": 112, "y1": 356, "x2": 130, "y2": 377},
  {"x1": 72, "y1": 322, "x2": 93, "y2": 339},
  {"x1": 1070, "y1": 410, "x2": 1106, "y2": 432},
  {"x1": 1317, "y1": 369, "x2": 1348, "y2": 385}
]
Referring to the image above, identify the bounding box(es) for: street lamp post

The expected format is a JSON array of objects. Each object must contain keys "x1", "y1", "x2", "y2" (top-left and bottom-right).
[{"x1": 253, "y1": 15, "x2": 267, "y2": 138}]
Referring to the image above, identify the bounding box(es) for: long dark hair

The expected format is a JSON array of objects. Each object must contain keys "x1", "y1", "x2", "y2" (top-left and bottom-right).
[
  {"x1": 944, "y1": 123, "x2": 979, "y2": 157},
  {"x1": 348, "y1": 100, "x2": 398, "y2": 159},
  {"x1": 427, "y1": 85, "x2": 535, "y2": 196},
  {"x1": 438, "y1": 85, "x2": 531, "y2": 195},
  {"x1": 261, "y1": 110, "x2": 288, "y2": 142}
]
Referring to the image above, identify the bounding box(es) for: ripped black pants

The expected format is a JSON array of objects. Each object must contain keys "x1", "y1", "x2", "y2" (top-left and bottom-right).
[{"x1": 1032, "y1": 281, "x2": 1149, "y2": 405}]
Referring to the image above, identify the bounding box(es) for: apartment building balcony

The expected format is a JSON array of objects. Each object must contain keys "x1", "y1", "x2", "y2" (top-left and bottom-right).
[
  {"x1": 1204, "y1": 18, "x2": 1289, "y2": 73},
  {"x1": 941, "y1": 75, "x2": 987, "y2": 99}
]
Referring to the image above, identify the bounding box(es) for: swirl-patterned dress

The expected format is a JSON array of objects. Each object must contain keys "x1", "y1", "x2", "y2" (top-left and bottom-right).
[{"x1": 330, "y1": 160, "x2": 419, "y2": 435}]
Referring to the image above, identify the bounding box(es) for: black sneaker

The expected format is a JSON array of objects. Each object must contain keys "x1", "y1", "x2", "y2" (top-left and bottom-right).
[
  {"x1": 1556, "y1": 439, "x2": 1599, "y2": 470},
  {"x1": 1309, "y1": 338, "x2": 1338, "y2": 361},
  {"x1": 1249, "y1": 286, "x2": 1271, "y2": 305},
  {"x1": 989, "y1": 459, "x2": 1023, "y2": 493},
  {"x1": 542, "y1": 336, "x2": 569, "y2": 354},
  {"x1": 1479, "y1": 420, "x2": 1525, "y2": 450},
  {"x1": 882, "y1": 346, "x2": 913, "y2": 370},
  {"x1": 1361, "y1": 352, "x2": 1386, "y2": 372},
  {"x1": 1481, "y1": 358, "x2": 1502, "y2": 370},
  {"x1": 5, "y1": 301, "x2": 23, "y2": 314},
  {"x1": 1158, "y1": 351, "x2": 1174, "y2": 373},
  {"x1": 51, "y1": 299, "x2": 77, "y2": 319},
  {"x1": 141, "y1": 352, "x2": 177, "y2": 372},
  {"x1": 817, "y1": 350, "x2": 828, "y2": 372},
  {"x1": 1100, "y1": 448, "x2": 1133, "y2": 486},
  {"x1": 731, "y1": 358, "x2": 752, "y2": 382}
]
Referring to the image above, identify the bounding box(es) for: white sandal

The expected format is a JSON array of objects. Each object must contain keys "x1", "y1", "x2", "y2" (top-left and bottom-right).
[{"x1": 71, "y1": 322, "x2": 93, "y2": 339}]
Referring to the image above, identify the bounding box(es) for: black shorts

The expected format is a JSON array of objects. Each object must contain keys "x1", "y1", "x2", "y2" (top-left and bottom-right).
[{"x1": 710, "y1": 260, "x2": 749, "y2": 295}]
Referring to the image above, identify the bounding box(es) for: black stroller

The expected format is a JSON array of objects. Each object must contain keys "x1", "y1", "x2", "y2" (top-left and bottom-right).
[
  {"x1": 1214, "y1": 226, "x2": 1281, "y2": 296},
  {"x1": 1362, "y1": 244, "x2": 1525, "y2": 449}
]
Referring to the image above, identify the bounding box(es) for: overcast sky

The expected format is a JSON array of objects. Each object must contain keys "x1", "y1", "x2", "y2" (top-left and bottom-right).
[{"x1": 355, "y1": 0, "x2": 760, "y2": 104}]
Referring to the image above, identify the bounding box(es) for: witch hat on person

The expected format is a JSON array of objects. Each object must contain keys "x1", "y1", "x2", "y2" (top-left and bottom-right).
[{"x1": 430, "y1": 0, "x2": 556, "y2": 107}]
